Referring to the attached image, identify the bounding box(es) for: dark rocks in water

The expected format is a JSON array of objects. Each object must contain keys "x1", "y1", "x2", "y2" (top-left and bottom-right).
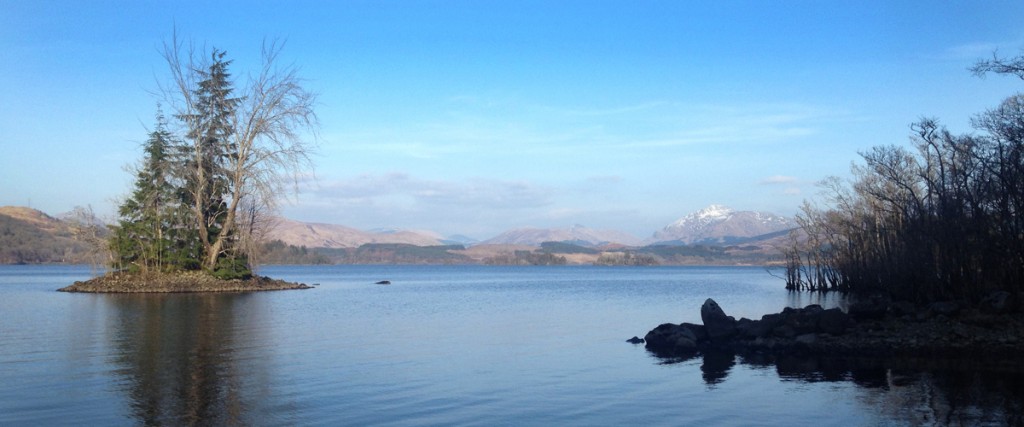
[
  {"x1": 644, "y1": 300, "x2": 855, "y2": 358},
  {"x1": 644, "y1": 323, "x2": 699, "y2": 356},
  {"x1": 701, "y1": 298, "x2": 737, "y2": 341},
  {"x1": 375, "y1": 280, "x2": 391, "y2": 285},
  {"x1": 640, "y1": 295, "x2": 1024, "y2": 362},
  {"x1": 626, "y1": 336, "x2": 645, "y2": 344},
  {"x1": 818, "y1": 308, "x2": 850, "y2": 335}
]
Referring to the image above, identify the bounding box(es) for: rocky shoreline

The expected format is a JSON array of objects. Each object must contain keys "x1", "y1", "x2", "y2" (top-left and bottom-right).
[
  {"x1": 638, "y1": 293, "x2": 1024, "y2": 366},
  {"x1": 58, "y1": 270, "x2": 313, "y2": 293}
]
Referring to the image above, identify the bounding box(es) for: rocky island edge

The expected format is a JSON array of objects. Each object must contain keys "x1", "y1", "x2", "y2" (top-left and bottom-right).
[
  {"x1": 58, "y1": 270, "x2": 313, "y2": 293},
  {"x1": 636, "y1": 292, "x2": 1024, "y2": 369}
]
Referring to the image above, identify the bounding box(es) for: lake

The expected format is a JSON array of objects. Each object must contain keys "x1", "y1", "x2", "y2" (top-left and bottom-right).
[{"x1": 0, "y1": 265, "x2": 1020, "y2": 426}]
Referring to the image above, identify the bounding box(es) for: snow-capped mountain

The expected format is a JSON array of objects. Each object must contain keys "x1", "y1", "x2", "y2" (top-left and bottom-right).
[
  {"x1": 649, "y1": 204, "x2": 796, "y2": 245},
  {"x1": 480, "y1": 224, "x2": 642, "y2": 247}
]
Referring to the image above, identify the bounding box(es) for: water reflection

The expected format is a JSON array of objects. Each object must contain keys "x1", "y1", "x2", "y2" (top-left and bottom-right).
[
  {"x1": 105, "y1": 293, "x2": 265, "y2": 426},
  {"x1": 654, "y1": 350, "x2": 1024, "y2": 425}
]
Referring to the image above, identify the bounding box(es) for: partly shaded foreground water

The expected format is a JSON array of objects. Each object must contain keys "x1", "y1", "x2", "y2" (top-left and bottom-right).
[{"x1": 1, "y1": 265, "x2": 1021, "y2": 425}]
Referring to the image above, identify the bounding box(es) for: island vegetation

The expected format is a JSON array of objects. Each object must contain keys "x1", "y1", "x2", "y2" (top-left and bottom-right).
[{"x1": 61, "y1": 34, "x2": 318, "y2": 292}]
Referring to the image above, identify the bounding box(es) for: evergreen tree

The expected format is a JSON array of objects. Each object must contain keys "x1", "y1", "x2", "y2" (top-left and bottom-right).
[
  {"x1": 111, "y1": 108, "x2": 179, "y2": 272},
  {"x1": 176, "y1": 49, "x2": 246, "y2": 276}
]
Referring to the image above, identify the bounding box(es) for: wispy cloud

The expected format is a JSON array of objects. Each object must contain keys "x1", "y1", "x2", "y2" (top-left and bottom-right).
[
  {"x1": 759, "y1": 175, "x2": 803, "y2": 197},
  {"x1": 327, "y1": 100, "x2": 845, "y2": 159},
  {"x1": 759, "y1": 175, "x2": 799, "y2": 185},
  {"x1": 313, "y1": 173, "x2": 553, "y2": 210}
]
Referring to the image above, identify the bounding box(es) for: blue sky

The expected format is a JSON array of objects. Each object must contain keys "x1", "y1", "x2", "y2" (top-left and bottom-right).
[{"x1": 2, "y1": 1, "x2": 1024, "y2": 239}]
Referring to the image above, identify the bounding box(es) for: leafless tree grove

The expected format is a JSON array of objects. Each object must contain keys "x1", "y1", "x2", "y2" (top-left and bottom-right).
[{"x1": 786, "y1": 54, "x2": 1024, "y2": 303}]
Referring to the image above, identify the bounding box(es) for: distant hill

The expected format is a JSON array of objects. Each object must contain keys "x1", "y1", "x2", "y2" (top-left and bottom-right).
[
  {"x1": 0, "y1": 204, "x2": 794, "y2": 266},
  {"x1": 0, "y1": 206, "x2": 99, "y2": 264},
  {"x1": 479, "y1": 224, "x2": 642, "y2": 247},
  {"x1": 648, "y1": 204, "x2": 796, "y2": 246},
  {"x1": 267, "y1": 218, "x2": 445, "y2": 248}
]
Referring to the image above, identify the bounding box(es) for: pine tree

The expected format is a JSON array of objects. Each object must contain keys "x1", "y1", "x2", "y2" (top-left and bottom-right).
[
  {"x1": 111, "y1": 107, "x2": 180, "y2": 272},
  {"x1": 176, "y1": 49, "x2": 247, "y2": 276}
]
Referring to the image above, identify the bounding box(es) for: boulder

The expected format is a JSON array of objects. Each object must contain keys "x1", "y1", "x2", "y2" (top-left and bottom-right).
[
  {"x1": 735, "y1": 318, "x2": 763, "y2": 339},
  {"x1": 680, "y1": 322, "x2": 708, "y2": 342},
  {"x1": 783, "y1": 305, "x2": 822, "y2": 335},
  {"x1": 848, "y1": 297, "x2": 888, "y2": 320},
  {"x1": 626, "y1": 336, "x2": 645, "y2": 344},
  {"x1": 818, "y1": 308, "x2": 849, "y2": 335},
  {"x1": 929, "y1": 301, "x2": 960, "y2": 317},
  {"x1": 795, "y1": 333, "x2": 818, "y2": 345},
  {"x1": 890, "y1": 301, "x2": 918, "y2": 317},
  {"x1": 701, "y1": 298, "x2": 737, "y2": 341},
  {"x1": 981, "y1": 291, "x2": 1016, "y2": 314},
  {"x1": 644, "y1": 323, "x2": 698, "y2": 355}
]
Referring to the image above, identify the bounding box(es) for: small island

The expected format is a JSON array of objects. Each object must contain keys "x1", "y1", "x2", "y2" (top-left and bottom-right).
[
  {"x1": 59, "y1": 271, "x2": 311, "y2": 293},
  {"x1": 61, "y1": 39, "x2": 318, "y2": 293}
]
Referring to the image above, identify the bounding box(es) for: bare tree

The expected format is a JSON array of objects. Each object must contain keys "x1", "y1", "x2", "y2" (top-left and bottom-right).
[
  {"x1": 161, "y1": 34, "x2": 318, "y2": 272},
  {"x1": 64, "y1": 205, "x2": 110, "y2": 275}
]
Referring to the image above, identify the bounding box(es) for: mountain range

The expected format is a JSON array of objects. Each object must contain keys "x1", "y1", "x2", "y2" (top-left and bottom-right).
[
  {"x1": 265, "y1": 204, "x2": 796, "y2": 249},
  {"x1": 1, "y1": 204, "x2": 798, "y2": 259}
]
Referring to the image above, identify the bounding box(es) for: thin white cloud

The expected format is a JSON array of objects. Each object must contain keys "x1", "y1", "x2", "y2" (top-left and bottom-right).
[
  {"x1": 760, "y1": 175, "x2": 799, "y2": 185},
  {"x1": 313, "y1": 173, "x2": 553, "y2": 209},
  {"x1": 323, "y1": 99, "x2": 846, "y2": 159}
]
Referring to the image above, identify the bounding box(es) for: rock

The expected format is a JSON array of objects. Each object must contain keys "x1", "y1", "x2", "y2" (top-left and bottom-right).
[
  {"x1": 701, "y1": 298, "x2": 737, "y2": 341},
  {"x1": 736, "y1": 318, "x2": 763, "y2": 339},
  {"x1": 795, "y1": 333, "x2": 818, "y2": 345},
  {"x1": 981, "y1": 291, "x2": 1015, "y2": 314},
  {"x1": 626, "y1": 336, "x2": 645, "y2": 344},
  {"x1": 848, "y1": 297, "x2": 888, "y2": 320},
  {"x1": 680, "y1": 322, "x2": 708, "y2": 342},
  {"x1": 929, "y1": 301, "x2": 960, "y2": 317},
  {"x1": 758, "y1": 313, "x2": 784, "y2": 333},
  {"x1": 890, "y1": 301, "x2": 917, "y2": 317},
  {"x1": 375, "y1": 280, "x2": 391, "y2": 285},
  {"x1": 818, "y1": 308, "x2": 849, "y2": 335},
  {"x1": 774, "y1": 324, "x2": 797, "y2": 339},
  {"x1": 785, "y1": 306, "x2": 822, "y2": 335},
  {"x1": 644, "y1": 323, "x2": 698, "y2": 355}
]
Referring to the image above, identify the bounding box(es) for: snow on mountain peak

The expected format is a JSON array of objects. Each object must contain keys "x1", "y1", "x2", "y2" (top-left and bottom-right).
[
  {"x1": 696, "y1": 204, "x2": 734, "y2": 220},
  {"x1": 669, "y1": 204, "x2": 733, "y2": 228},
  {"x1": 653, "y1": 204, "x2": 795, "y2": 245}
]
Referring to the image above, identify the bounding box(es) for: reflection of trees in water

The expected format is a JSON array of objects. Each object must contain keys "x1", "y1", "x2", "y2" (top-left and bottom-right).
[
  {"x1": 107, "y1": 293, "x2": 261, "y2": 425},
  {"x1": 856, "y1": 368, "x2": 1024, "y2": 426},
  {"x1": 656, "y1": 351, "x2": 1024, "y2": 425}
]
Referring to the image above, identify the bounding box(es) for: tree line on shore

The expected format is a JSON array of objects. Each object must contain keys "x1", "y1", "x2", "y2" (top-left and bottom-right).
[{"x1": 786, "y1": 54, "x2": 1024, "y2": 304}]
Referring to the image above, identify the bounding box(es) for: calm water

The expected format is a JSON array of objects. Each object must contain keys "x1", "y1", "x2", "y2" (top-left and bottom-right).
[{"x1": 0, "y1": 265, "x2": 1020, "y2": 426}]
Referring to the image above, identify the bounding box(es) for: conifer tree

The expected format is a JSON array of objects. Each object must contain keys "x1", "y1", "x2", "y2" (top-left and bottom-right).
[
  {"x1": 111, "y1": 108, "x2": 179, "y2": 272},
  {"x1": 175, "y1": 49, "x2": 244, "y2": 275}
]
